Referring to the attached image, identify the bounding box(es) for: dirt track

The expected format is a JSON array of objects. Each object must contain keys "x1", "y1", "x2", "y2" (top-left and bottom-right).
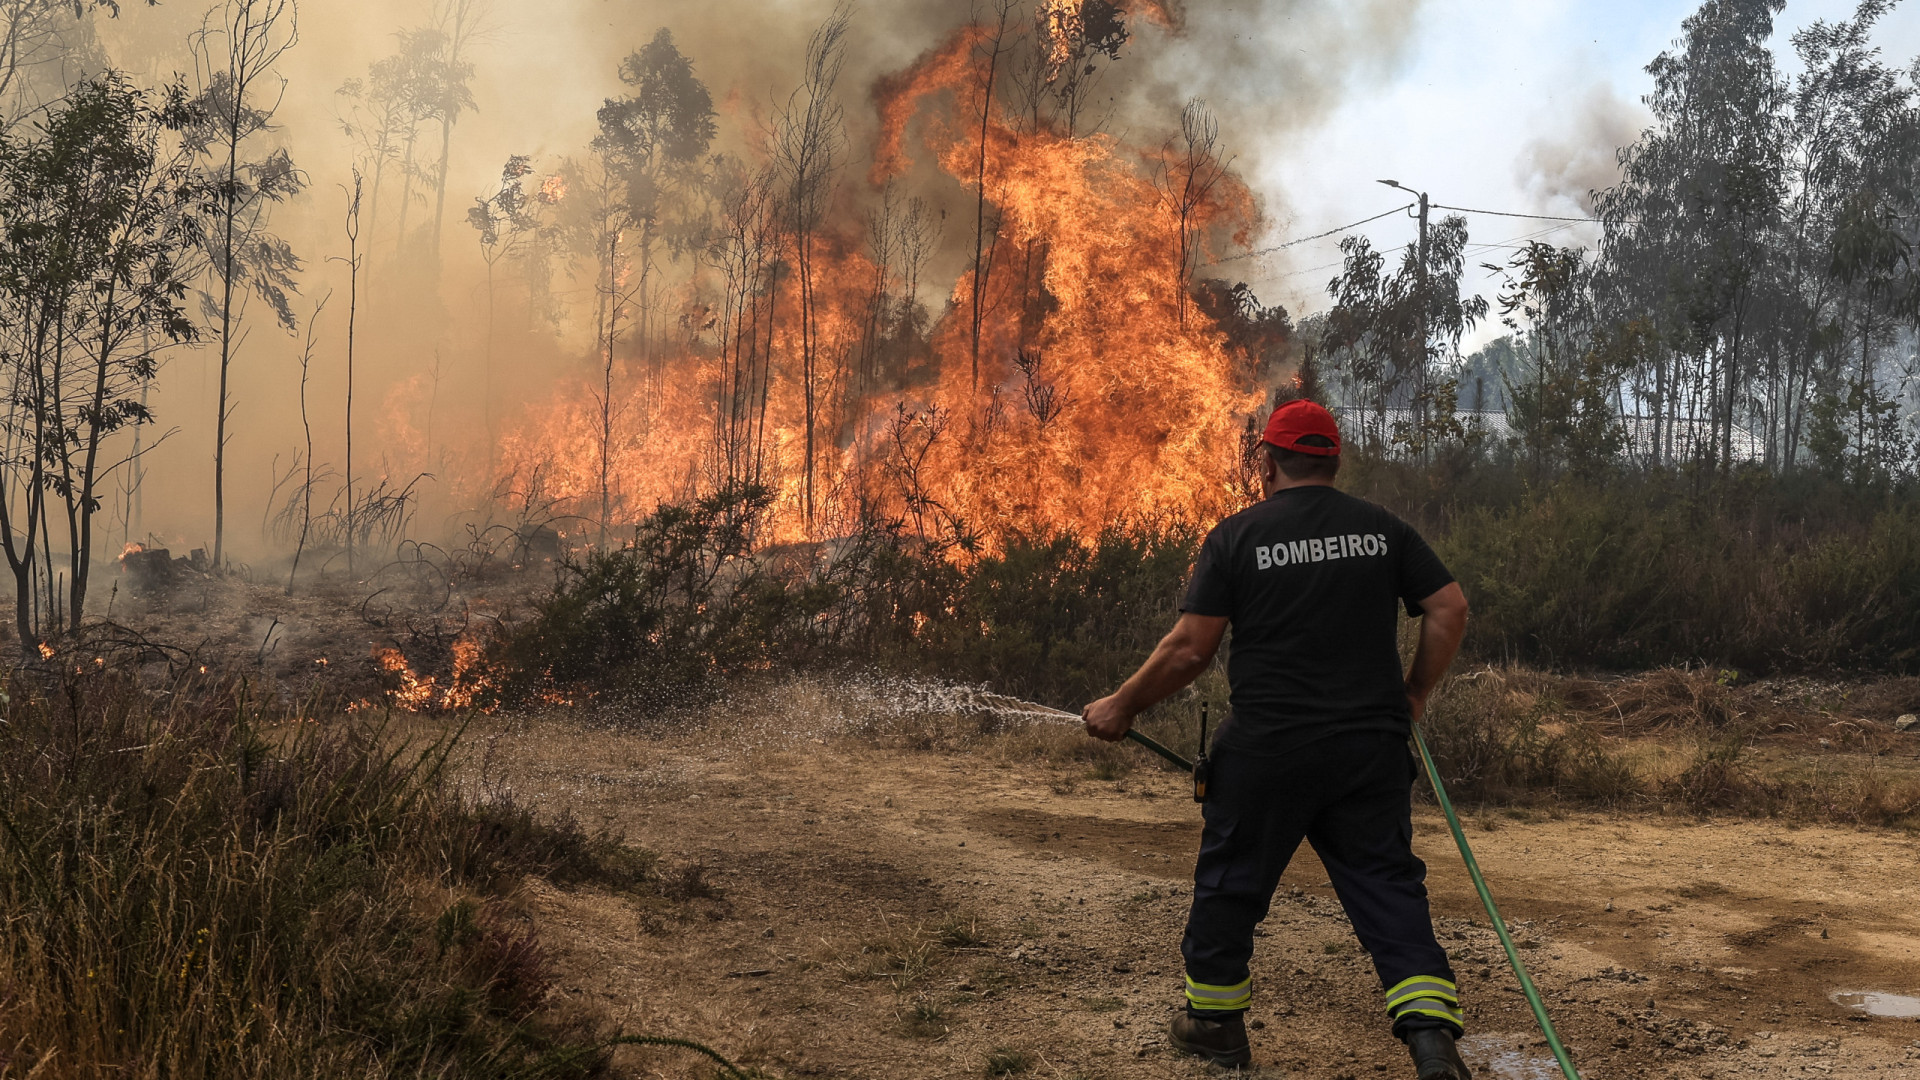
[{"x1": 470, "y1": 707, "x2": 1920, "y2": 1079}]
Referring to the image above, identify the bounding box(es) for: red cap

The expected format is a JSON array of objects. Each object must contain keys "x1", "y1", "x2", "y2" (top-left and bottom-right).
[{"x1": 1262, "y1": 399, "x2": 1341, "y2": 456}]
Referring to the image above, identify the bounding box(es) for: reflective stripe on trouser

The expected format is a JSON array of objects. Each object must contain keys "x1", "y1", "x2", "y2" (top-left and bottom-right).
[
  {"x1": 1186, "y1": 974, "x2": 1252, "y2": 1012},
  {"x1": 1180, "y1": 730, "x2": 1459, "y2": 1033},
  {"x1": 1386, "y1": 974, "x2": 1463, "y2": 1030}
]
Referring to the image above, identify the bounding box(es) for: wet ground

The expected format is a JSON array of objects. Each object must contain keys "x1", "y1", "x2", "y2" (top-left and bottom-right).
[{"x1": 457, "y1": 698, "x2": 1920, "y2": 1079}]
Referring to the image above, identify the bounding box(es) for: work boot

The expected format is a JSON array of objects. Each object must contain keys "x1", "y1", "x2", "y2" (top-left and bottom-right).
[
  {"x1": 1169, "y1": 1012, "x2": 1252, "y2": 1068},
  {"x1": 1406, "y1": 1027, "x2": 1472, "y2": 1080}
]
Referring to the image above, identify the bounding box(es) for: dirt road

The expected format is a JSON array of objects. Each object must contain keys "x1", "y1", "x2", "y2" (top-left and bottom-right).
[{"x1": 472, "y1": 706, "x2": 1920, "y2": 1079}]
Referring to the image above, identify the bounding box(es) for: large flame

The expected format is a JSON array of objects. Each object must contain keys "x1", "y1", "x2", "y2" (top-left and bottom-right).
[{"x1": 411, "y1": 7, "x2": 1265, "y2": 547}]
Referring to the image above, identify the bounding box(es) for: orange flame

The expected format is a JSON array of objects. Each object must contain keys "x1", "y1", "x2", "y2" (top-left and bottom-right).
[
  {"x1": 410, "y1": 8, "x2": 1264, "y2": 549},
  {"x1": 374, "y1": 639, "x2": 492, "y2": 713}
]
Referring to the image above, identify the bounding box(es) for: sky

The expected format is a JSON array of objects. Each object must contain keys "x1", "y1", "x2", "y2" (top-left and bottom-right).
[{"x1": 1243, "y1": 0, "x2": 1920, "y2": 349}]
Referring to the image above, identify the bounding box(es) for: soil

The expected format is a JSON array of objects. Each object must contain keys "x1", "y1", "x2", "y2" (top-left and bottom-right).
[{"x1": 459, "y1": 701, "x2": 1920, "y2": 1080}]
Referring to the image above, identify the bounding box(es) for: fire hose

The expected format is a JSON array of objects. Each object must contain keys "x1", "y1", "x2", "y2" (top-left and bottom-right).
[{"x1": 991, "y1": 694, "x2": 1581, "y2": 1079}]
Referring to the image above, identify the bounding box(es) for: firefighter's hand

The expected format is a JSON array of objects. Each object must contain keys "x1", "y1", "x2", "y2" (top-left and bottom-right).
[
  {"x1": 1407, "y1": 689, "x2": 1428, "y2": 725},
  {"x1": 1082, "y1": 695, "x2": 1134, "y2": 742}
]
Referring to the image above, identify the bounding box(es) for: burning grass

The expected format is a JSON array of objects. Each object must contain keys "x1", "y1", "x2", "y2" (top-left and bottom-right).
[{"x1": 0, "y1": 669, "x2": 655, "y2": 1079}]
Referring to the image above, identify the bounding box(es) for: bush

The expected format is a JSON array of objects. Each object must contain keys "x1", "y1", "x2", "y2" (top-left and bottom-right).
[
  {"x1": 494, "y1": 482, "x2": 874, "y2": 711},
  {"x1": 496, "y1": 492, "x2": 1207, "y2": 720},
  {"x1": 1418, "y1": 669, "x2": 1641, "y2": 806},
  {"x1": 490, "y1": 469, "x2": 1920, "y2": 735},
  {"x1": 868, "y1": 524, "x2": 1203, "y2": 708},
  {"x1": 1433, "y1": 474, "x2": 1920, "y2": 672},
  {"x1": 0, "y1": 669, "x2": 637, "y2": 1078}
]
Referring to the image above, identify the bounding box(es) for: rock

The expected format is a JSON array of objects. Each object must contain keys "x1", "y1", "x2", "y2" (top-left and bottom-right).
[{"x1": 1894, "y1": 714, "x2": 1919, "y2": 732}]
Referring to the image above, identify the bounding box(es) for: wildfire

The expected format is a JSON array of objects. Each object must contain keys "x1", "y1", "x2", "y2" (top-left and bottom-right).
[
  {"x1": 373, "y1": 639, "x2": 493, "y2": 713},
  {"x1": 413, "y1": 4, "x2": 1264, "y2": 549},
  {"x1": 1038, "y1": 0, "x2": 1087, "y2": 81}
]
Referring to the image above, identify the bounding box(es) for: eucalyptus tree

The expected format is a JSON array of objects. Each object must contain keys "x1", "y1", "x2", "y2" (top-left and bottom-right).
[
  {"x1": 186, "y1": 0, "x2": 302, "y2": 570},
  {"x1": 0, "y1": 75, "x2": 203, "y2": 647},
  {"x1": 1592, "y1": 0, "x2": 1920, "y2": 477},
  {"x1": 595, "y1": 27, "x2": 715, "y2": 387},
  {"x1": 771, "y1": 3, "x2": 852, "y2": 529},
  {"x1": 1323, "y1": 214, "x2": 1486, "y2": 459},
  {"x1": 1594, "y1": 0, "x2": 1787, "y2": 474},
  {"x1": 423, "y1": 0, "x2": 485, "y2": 273},
  {"x1": 1485, "y1": 242, "x2": 1628, "y2": 476},
  {"x1": 466, "y1": 153, "x2": 546, "y2": 463},
  {"x1": 0, "y1": 0, "x2": 150, "y2": 133},
  {"x1": 1027, "y1": 0, "x2": 1128, "y2": 137}
]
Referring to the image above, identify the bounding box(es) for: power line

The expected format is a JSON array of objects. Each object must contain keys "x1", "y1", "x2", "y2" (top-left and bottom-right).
[
  {"x1": 1207, "y1": 203, "x2": 1416, "y2": 266},
  {"x1": 1432, "y1": 202, "x2": 1601, "y2": 223},
  {"x1": 1210, "y1": 200, "x2": 1616, "y2": 269},
  {"x1": 1464, "y1": 220, "x2": 1585, "y2": 258},
  {"x1": 1282, "y1": 220, "x2": 1585, "y2": 283}
]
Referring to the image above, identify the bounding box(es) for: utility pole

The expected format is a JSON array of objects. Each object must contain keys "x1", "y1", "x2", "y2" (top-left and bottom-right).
[{"x1": 1380, "y1": 179, "x2": 1431, "y2": 456}]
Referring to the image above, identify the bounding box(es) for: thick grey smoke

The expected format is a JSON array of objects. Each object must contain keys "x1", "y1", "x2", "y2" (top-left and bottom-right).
[
  {"x1": 78, "y1": 0, "x2": 1426, "y2": 558},
  {"x1": 1515, "y1": 83, "x2": 1646, "y2": 214}
]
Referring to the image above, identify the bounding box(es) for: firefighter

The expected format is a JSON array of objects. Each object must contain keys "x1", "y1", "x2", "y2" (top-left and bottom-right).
[{"x1": 1082, "y1": 399, "x2": 1473, "y2": 1079}]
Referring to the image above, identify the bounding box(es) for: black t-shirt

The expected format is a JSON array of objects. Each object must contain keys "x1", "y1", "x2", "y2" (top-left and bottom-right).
[{"x1": 1180, "y1": 485, "x2": 1455, "y2": 756}]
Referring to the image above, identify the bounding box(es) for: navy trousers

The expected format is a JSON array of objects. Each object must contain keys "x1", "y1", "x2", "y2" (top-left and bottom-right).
[{"x1": 1179, "y1": 729, "x2": 1462, "y2": 1038}]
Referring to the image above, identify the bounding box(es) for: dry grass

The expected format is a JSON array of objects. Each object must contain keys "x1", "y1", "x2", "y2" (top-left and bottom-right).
[
  {"x1": 1419, "y1": 665, "x2": 1920, "y2": 827},
  {"x1": 832, "y1": 912, "x2": 991, "y2": 990},
  {"x1": 0, "y1": 669, "x2": 650, "y2": 1079}
]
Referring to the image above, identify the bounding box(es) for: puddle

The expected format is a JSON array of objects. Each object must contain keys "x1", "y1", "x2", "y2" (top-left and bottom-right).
[
  {"x1": 1830, "y1": 990, "x2": 1920, "y2": 1018},
  {"x1": 1458, "y1": 1034, "x2": 1559, "y2": 1080}
]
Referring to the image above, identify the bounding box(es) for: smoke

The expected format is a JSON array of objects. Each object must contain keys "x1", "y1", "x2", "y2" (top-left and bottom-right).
[
  {"x1": 73, "y1": 0, "x2": 1428, "y2": 560},
  {"x1": 1119, "y1": 0, "x2": 1426, "y2": 145},
  {"x1": 1515, "y1": 83, "x2": 1646, "y2": 214}
]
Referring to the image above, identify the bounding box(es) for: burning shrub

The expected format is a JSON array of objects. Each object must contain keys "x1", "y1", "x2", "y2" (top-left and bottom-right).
[{"x1": 493, "y1": 481, "x2": 1212, "y2": 723}]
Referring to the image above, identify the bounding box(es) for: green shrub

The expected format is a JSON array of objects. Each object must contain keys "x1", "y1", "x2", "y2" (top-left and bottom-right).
[
  {"x1": 870, "y1": 525, "x2": 1203, "y2": 709},
  {"x1": 494, "y1": 482, "x2": 874, "y2": 711},
  {"x1": 1436, "y1": 476, "x2": 1920, "y2": 672}
]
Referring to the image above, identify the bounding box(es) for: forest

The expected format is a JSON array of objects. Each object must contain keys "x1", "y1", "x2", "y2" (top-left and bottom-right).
[{"x1": 0, "y1": 0, "x2": 1909, "y2": 677}]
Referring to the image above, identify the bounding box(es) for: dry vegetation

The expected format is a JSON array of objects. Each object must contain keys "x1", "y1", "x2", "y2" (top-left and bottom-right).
[{"x1": 0, "y1": 668, "x2": 717, "y2": 1080}]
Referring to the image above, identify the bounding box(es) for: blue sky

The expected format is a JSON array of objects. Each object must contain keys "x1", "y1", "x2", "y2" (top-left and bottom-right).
[{"x1": 1242, "y1": 0, "x2": 1920, "y2": 346}]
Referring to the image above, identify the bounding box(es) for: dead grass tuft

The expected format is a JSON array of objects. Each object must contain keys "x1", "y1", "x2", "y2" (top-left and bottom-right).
[
  {"x1": 899, "y1": 999, "x2": 951, "y2": 1039},
  {"x1": 985, "y1": 1047, "x2": 1035, "y2": 1076},
  {"x1": 0, "y1": 668, "x2": 644, "y2": 1077}
]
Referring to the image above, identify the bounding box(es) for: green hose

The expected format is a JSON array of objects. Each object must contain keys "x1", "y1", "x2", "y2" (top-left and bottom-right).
[
  {"x1": 1412, "y1": 722, "x2": 1581, "y2": 1080},
  {"x1": 1124, "y1": 728, "x2": 1194, "y2": 770}
]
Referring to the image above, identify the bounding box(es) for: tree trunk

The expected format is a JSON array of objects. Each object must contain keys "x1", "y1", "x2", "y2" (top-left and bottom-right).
[
  {"x1": 969, "y1": 9, "x2": 1008, "y2": 390},
  {"x1": 70, "y1": 283, "x2": 121, "y2": 628}
]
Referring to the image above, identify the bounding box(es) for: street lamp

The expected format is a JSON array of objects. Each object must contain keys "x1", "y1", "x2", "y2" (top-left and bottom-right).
[
  {"x1": 1377, "y1": 179, "x2": 1433, "y2": 420},
  {"x1": 1376, "y1": 179, "x2": 1430, "y2": 267}
]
